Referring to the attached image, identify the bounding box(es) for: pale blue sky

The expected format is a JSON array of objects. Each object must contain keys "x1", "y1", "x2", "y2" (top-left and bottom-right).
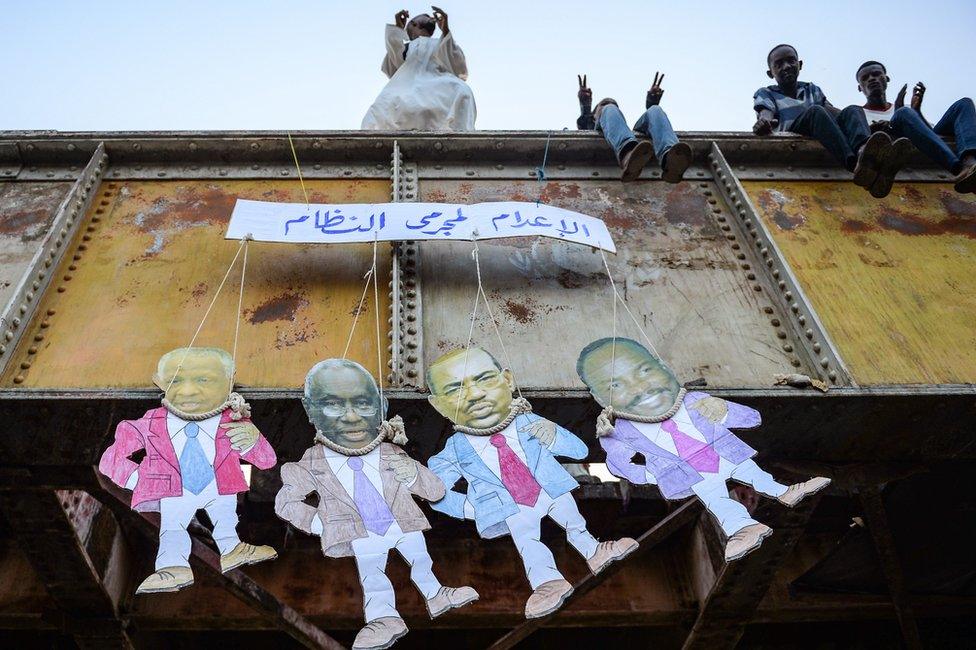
[{"x1": 4, "y1": 1, "x2": 974, "y2": 132}]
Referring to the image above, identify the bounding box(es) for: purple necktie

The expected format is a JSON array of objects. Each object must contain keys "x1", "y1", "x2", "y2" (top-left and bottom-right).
[
  {"x1": 661, "y1": 419, "x2": 720, "y2": 473},
  {"x1": 347, "y1": 457, "x2": 395, "y2": 535},
  {"x1": 490, "y1": 434, "x2": 541, "y2": 507}
]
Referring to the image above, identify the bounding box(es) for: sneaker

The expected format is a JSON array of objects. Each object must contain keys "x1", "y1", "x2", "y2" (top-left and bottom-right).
[
  {"x1": 620, "y1": 140, "x2": 654, "y2": 182},
  {"x1": 585, "y1": 538, "x2": 639, "y2": 574},
  {"x1": 661, "y1": 142, "x2": 693, "y2": 184},
  {"x1": 135, "y1": 566, "x2": 194, "y2": 594},
  {"x1": 777, "y1": 476, "x2": 832, "y2": 507},
  {"x1": 869, "y1": 136, "x2": 913, "y2": 198},
  {"x1": 219, "y1": 542, "x2": 278, "y2": 573},
  {"x1": 352, "y1": 617, "x2": 408, "y2": 650},
  {"x1": 724, "y1": 523, "x2": 773, "y2": 562},
  {"x1": 853, "y1": 131, "x2": 890, "y2": 188},
  {"x1": 524, "y1": 579, "x2": 573, "y2": 619},
  {"x1": 426, "y1": 585, "x2": 480, "y2": 618},
  {"x1": 952, "y1": 161, "x2": 976, "y2": 194}
]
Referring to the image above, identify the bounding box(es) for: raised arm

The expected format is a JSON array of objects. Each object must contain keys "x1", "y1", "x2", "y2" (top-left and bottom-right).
[
  {"x1": 645, "y1": 72, "x2": 664, "y2": 108},
  {"x1": 577, "y1": 74, "x2": 595, "y2": 130},
  {"x1": 381, "y1": 16, "x2": 409, "y2": 79}
]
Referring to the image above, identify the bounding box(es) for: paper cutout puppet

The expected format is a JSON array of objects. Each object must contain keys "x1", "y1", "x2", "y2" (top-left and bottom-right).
[
  {"x1": 575, "y1": 337, "x2": 832, "y2": 562},
  {"x1": 426, "y1": 347, "x2": 638, "y2": 619},
  {"x1": 275, "y1": 359, "x2": 478, "y2": 650},
  {"x1": 98, "y1": 347, "x2": 278, "y2": 594}
]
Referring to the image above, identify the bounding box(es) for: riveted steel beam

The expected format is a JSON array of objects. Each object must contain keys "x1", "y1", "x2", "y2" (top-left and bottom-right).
[
  {"x1": 389, "y1": 141, "x2": 424, "y2": 388},
  {"x1": 707, "y1": 142, "x2": 853, "y2": 387},
  {"x1": 0, "y1": 142, "x2": 107, "y2": 378}
]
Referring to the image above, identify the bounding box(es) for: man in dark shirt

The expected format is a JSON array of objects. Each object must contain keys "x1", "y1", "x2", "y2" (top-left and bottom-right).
[
  {"x1": 856, "y1": 61, "x2": 976, "y2": 194},
  {"x1": 754, "y1": 44, "x2": 911, "y2": 199},
  {"x1": 577, "y1": 74, "x2": 692, "y2": 183}
]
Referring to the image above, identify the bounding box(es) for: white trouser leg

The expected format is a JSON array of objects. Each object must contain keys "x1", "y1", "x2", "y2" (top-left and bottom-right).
[
  {"x1": 547, "y1": 492, "x2": 599, "y2": 560},
  {"x1": 156, "y1": 490, "x2": 205, "y2": 570},
  {"x1": 352, "y1": 533, "x2": 399, "y2": 622},
  {"x1": 729, "y1": 459, "x2": 789, "y2": 498},
  {"x1": 203, "y1": 492, "x2": 242, "y2": 556},
  {"x1": 394, "y1": 530, "x2": 442, "y2": 600},
  {"x1": 691, "y1": 466, "x2": 758, "y2": 538},
  {"x1": 506, "y1": 497, "x2": 564, "y2": 589}
]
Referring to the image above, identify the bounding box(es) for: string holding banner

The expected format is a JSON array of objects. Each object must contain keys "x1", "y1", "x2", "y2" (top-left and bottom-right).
[{"x1": 225, "y1": 199, "x2": 616, "y2": 253}]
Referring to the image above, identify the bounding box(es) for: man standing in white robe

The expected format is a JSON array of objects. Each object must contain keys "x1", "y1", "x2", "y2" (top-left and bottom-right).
[{"x1": 362, "y1": 7, "x2": 476, "y2": 131}]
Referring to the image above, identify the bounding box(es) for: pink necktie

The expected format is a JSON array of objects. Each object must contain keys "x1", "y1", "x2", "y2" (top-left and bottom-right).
[
  {"x1": 661, "y1": 419, "x2": 720, "y2": 473},
  {"x1": 490, "y1": 434, "x2": 541, "y2": 507}
]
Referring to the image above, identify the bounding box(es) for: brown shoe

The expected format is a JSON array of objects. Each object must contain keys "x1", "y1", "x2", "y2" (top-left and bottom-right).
[
  {"x1": 524, "y1": 579, "x2": 573, "y2": 619},
  {"x1": 620, "y1": 140, "x2": 654, "y2": 182},
  {"x1": 586, "y1": 537, "x2": 639, "y2": 574},
  {"x1": 953, "y1": 161, "x2": 976, "y2": 194},
  {"x1": 219, "y1": 542, "x2": 278, "y2": 573},
  {"x1": 778, "y1": 476, "x2": 831, "y2": 507},
  {"x1": 135, "y1": 566, "x2": 194, "y2": 594},
  {"x1": 869, "y1": 136, "x2": 913, "y2": 198},
  {"x1": 352, "y1": 617, "x2": 408, "y2": 650},
  {"x1": 661, "y1": 142, "x2": 692, "y2": 184},
  {"x1": 426, "y1": 585, "x2": 480, "y2": 618},
  {"x1": 724, "y1": 523, "x2": 773, "y2": 562},
  {"x1": 853, "y1": 131, "x2": 890, "y2": 188}
]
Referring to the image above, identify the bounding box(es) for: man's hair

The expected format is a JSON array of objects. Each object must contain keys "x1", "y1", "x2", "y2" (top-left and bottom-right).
[
  {"x1": 426, "y1": 347, "x2": 502, "y2": 395},
  {"x1": 304, "y1": 358, "x2": 379, "y2": 402},
  {"x1": 575, "y1": 337, "x2": 658, "y2": 387},
  {"x1": 157, "y1": 347, "x2": 234, "y2": 380},
  {"x1": 856, "y1": 60, "x2": 886, "y2": 80},
  {"x1": 767, "y1": 43, "x2": 798, "y2": 66}
]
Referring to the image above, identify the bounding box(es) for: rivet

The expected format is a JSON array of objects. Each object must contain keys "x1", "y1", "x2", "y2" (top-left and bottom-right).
[
  {"x1": 776, "y1": 331, "x2": 787, "y2": 339},
  {"x1": 406, "y1": 369, "x2": 418, "y2": 378},
  {"x1": 784, "y1": 291, "x2": 793, "y2": 300},
  {"x1": 791, "y1": 358, "x2": 802, "y2": 367},
  {"x1": 797, "y1": 315, "x2": 805, "y2": 325},
  {"x1": 28, "y1": 346, "x2": 37, "y2": 355},
  {"x1": 820, "y1": 358, "x2": 829, "y2": 369},
  {"x1": 250, "y1": 142, "x2": 259, "y2": 150},
  {"x1": 44, "y1": 260, "x2": 52, "y2": 268},
  {"x1": 828, "y1": 370, "x2": 837, "y2": 381},
  {"x1": 741, "y1": 263, "x2": 750, "y2": 270},
  {"x1": 3, "y1": 331, "x2": 12, "y2": 341},
  {"x1": 434, "y1": 142, "x2": 443, "y2": 151},
  {"x1": 770, "y1": 318, "x2": 780, "y2": 326},
  {"x1": 13, "y1": 376, "x2": 24, "y2": 384},
  {"x1": 466, "y1": 170, "x2": 475, "y2": 176},
  {"x1": 772, "y1": 270, "x2": 780, "y2": 279},
  {"x1": 783, "y1": 344, "x2": 793, "y2": 352},
  {"x1": 251, "y1": 164, "x2": 260, "y2": 170},
  {"x1": 157, "y1": 171, "x2": 167, "y2": 177},
  {"x1": 313, "y1": 164, "x2": 322, "y2": 170},
  {"x1": 747, "y1": 272, "x2": 756, "y2": 280},
  {"x1": 760, "y1": 247, "x2": 769, "y2": 256},
  {"x1": 791, "y1": 302, "x2": 799, "y2": 313},
  {"x1": 753, "y1": 284, "x2": 762, "y2": 292},
  {"x1": 763, "y1": 306, "x2": 774, "y2": 314},
  {"x1": 219, "y1": 169, "x2": 228, "y2": 176},
  {"x1": 496, "y1": 164, "x2": 504, "y2": 170},
  {"x1": 57, "y1": 286, "x2": 66, "y2": 293},
  {"x1": 813, "y1": 343, "x2": 821, "y2": 353},
  {"x1": 133, "y1": 143, "x2": 141, "y2": 150},
  {"x1": 20, "y1": 362, "x2": 30, "y2": 370},
  {"x1": 725, "y1": 234, "x2": 736, "y2": 241},
  {"x1": 34, "y1": 334, "x2": 44, "y2": 342},
  {"x1": 280, "y1": 170, "x2": 289, "y2": 176},
  {"x1": 778, "y1": 281, "x2": 786, "y2": 289}
]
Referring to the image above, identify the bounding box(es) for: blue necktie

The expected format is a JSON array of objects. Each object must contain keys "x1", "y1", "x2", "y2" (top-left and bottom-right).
[{"x1": 179, "y1": 422, "x2": 215, "y2": 495}]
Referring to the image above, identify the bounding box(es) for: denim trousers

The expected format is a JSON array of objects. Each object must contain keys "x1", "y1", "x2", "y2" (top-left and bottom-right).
[
  {"x1": 890, "y1": 98, "x2": 976, "y2": 173},
  {"x1": 597, "y1": 103, "x2": 680, "y2": 164},
  {"x1": 789, "y1": 104, "x2": 871, "y2": 171}
]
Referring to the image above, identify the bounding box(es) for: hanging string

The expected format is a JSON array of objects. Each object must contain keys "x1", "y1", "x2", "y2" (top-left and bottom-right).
[
  {"x1": 472, "y1": 238, "x2": 524, "y2": 400},
  {"x1": 598, "y1": 247, "x2": 662, "y2": 358},
  {"x1": 165, "y1": 236, "x2": 251, "y2": 394},
  {"x1": 231, "y1": 237, "x2": 250, "y2": 377},
  {"x1": 535, "y1": 131, "x2": 553, "y2": 206},
  {"x1": 341, "y1": 246, "x2": 377, "y2": 361},
  {"x1": 453, "y1": 249, "x2": 482, "y2": 423},
  {"x1": 370, "y1": 236, "x2": 385, "y2": 406},
  {"x1": 287, "y1": 133, "x2": 311, "y2": 209}
]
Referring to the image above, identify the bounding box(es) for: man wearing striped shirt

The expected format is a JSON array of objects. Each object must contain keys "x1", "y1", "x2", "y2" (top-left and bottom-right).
[{"x1": 753, "y1": 44, "x2": 911, "y2": 199}]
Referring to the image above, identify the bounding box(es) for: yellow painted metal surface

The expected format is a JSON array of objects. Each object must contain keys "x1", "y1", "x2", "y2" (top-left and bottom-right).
[
  {"x1": 3, "y1": 180, "x2": 391, "y2": 388},
  {"x1": 744, "y1": 181, "x2": 976, "y2": 385}
]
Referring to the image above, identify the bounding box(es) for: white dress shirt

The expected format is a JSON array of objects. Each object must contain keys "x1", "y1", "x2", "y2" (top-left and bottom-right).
[
  {"x1": 630, "y1": 404, "x2": 706, "y2": 456},
  {"x1": 463, "y1": 420, "x2": 530, "y2": 479},
  {"x1": 322, "y1": 446, "x2": 385, "y2": 497}
]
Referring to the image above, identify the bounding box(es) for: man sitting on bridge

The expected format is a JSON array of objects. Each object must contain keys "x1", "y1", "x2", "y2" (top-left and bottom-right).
[
  {"x1": 856, "y1": 61, "x2": 976, "y2": 194},
  {"x1": 577, "y1": 73, "x2": 693, "y2": 183},
  {"x1": 362, "y1": 7, "x2": 476, "y2": 131},
  {"x1": 753, "y1": 44, "x2": 912, "y2": 199}
]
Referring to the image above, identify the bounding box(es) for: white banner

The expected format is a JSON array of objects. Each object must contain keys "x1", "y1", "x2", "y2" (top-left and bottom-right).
[{"x1": 225, "y1": 200, "x2": 616, "y2": 252}]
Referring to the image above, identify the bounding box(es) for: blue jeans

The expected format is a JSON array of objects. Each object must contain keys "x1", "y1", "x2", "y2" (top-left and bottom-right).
[
  {"x1": 890, "y1": 98, "x2": 976, "y2": 173},
  {"x1": 789, "y1": 105, "x2": 871, "y2": 171},
  {"x1": 597, "y1": 104, "x2": 680, "y2": 165}
]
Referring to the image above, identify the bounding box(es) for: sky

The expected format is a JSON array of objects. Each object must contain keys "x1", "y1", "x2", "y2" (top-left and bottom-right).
[{"x1": 3, "y1": 1, "x2": 975, "y2": 133}]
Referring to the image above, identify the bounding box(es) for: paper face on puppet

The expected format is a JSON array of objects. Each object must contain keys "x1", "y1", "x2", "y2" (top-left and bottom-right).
[
  {"x1": 576, "y1": 337, "x2": 682, "y2": 418},
  {"x1": 426, "y1": 347, "x2": 516, "y2": 428},
  {"x1": 154, "y1": 347, "x2": 235, "y2": 415},
  {"x1": 303, "y1": 359, "x2": 385, "y2": 450}
]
